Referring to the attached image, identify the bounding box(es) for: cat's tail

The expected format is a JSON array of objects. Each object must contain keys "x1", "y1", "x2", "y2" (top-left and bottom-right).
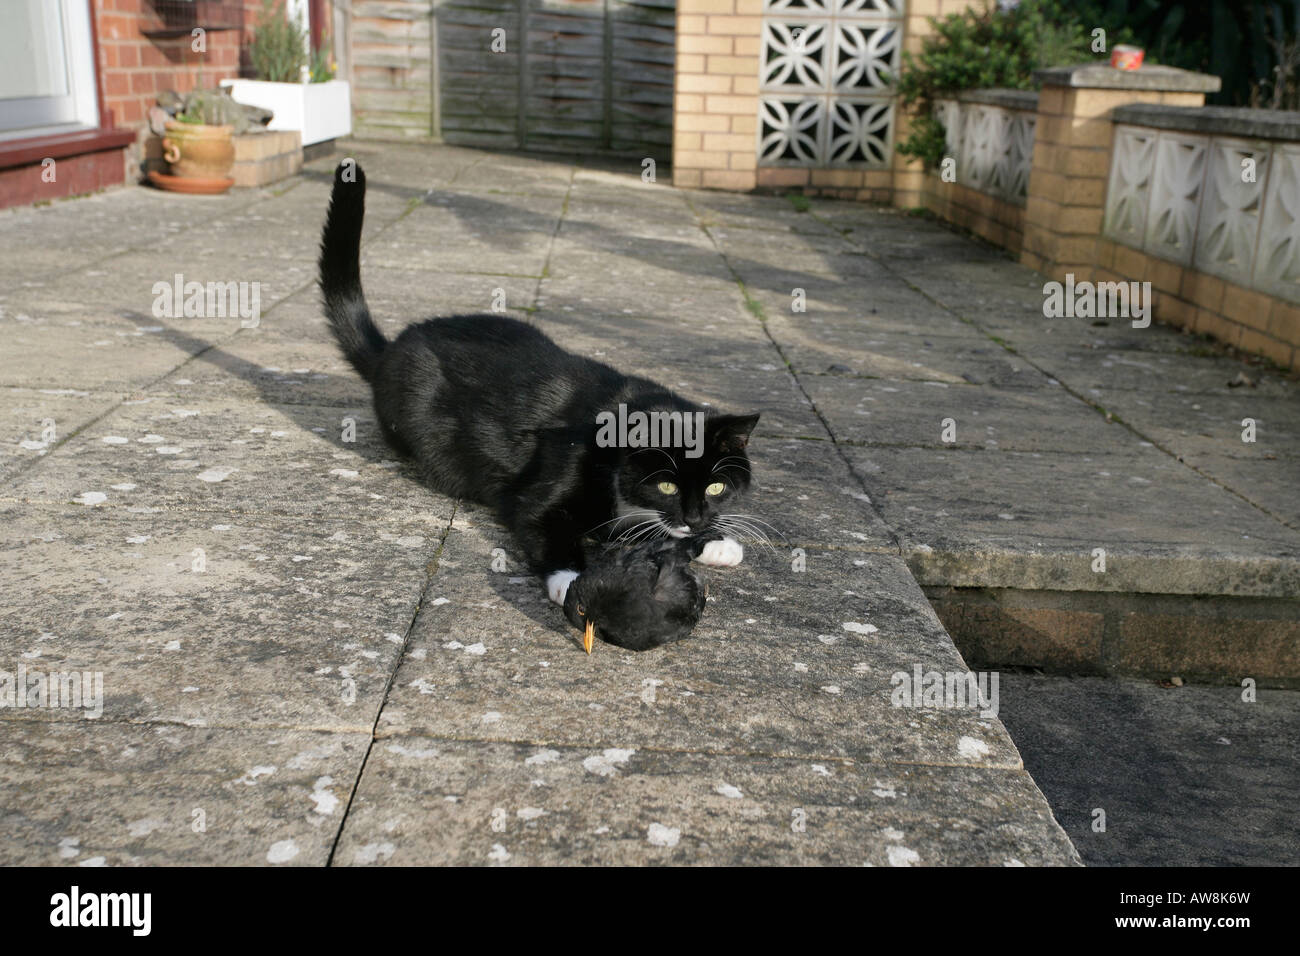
[{"x1": 319, "y1": 161, "x2": 387, "y2": 383}]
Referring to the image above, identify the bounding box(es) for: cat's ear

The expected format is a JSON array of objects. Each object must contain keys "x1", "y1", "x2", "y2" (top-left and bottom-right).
[{"x1": 709, "y1": 413, "x2": 761, "y2": 454}]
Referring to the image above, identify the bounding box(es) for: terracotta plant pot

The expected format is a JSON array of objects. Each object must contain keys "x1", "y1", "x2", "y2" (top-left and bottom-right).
[{"x1": 162, "y1": 120, "x2": 235, "y2": 180}]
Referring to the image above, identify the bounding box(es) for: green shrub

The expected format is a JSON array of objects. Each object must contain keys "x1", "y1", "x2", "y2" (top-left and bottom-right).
[
  {"x1": 249, "y1": 0, "x2": 308, "y2": 83},
  {"x1": 895, "y1": 0, "x2": 1099, "y2": 169}
]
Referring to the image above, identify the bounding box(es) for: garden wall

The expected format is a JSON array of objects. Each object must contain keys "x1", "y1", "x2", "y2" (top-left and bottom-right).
[{"x1": 920, "y1": 65, "x2": 1299, "y2": 369}]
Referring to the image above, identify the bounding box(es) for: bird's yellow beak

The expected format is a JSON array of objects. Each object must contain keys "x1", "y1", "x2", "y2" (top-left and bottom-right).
[{"x1": 583, "y1": 619, "x2": 595, "y2": 655}]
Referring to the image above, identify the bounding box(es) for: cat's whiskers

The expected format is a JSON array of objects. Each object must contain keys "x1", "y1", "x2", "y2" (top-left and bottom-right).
[
  {"x1": 714, "y1": 514, "x2": 783, "y2": 553},
  {"x1": 622, "y1": 520, "x2": 668, "y2": 546},
  {"x1": 587, "y1": 511, "x2": 658, "y2": 537},
  {"x1": 614, "y1": 514, "x2": 667, "y2": 545},
  {"x1": 728, "y1": 517, "x2": 782, "y2": 547},
  {"x1": 712, "y1": 455, "x2": 752, "y2": 475},
  {"x1": 613, "y1": 520, "x2": 658, "y2": 543},
  {"x1": 721, "y1": 513, "x2": 785, "y2": 539}
]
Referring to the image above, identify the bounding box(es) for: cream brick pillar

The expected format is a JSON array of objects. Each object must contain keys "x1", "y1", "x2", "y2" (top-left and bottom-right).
[
  {"x1": 891, "y1": 0, "x2": 972, "y2": 208},
  {"x1": 672, "y1": 0, "x2": 763, "y2": 190},
  {"x1": 1021, "y1": 64, "x2": 1218, "y2": 281}
]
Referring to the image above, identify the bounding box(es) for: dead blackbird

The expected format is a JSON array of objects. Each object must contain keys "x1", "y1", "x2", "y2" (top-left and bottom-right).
[{"x1": 562, "y1": 539, "x2": 708, "y2": 653}]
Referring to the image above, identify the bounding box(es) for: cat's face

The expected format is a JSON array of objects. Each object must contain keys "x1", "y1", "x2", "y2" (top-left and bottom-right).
[{"x1": 613, "y1": 412, "x2": 760, "y2": 542}]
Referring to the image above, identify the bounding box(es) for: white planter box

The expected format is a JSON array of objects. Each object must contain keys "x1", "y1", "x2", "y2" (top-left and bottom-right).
[{"x1": 221, "y1": 79, "x2": 351, "y2": 147}]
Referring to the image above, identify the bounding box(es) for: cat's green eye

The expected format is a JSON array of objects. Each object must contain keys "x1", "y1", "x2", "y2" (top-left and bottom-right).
[
  {"x1": 657, "y1": 481, "x2": 678, "y2": 495},
  {"x1": 705, "y1": 481, "x2": 726, "y2": 496}
]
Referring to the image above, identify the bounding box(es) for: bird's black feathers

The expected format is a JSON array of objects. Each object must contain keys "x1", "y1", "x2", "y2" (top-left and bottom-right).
[{"x1": 562, "y1": 539, "x2": 707, "y2": 651}]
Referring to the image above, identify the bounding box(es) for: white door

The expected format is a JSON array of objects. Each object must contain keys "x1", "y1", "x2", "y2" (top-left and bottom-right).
[{"x1": 0, "y1": 0, "x2": 100, "y2": 141}]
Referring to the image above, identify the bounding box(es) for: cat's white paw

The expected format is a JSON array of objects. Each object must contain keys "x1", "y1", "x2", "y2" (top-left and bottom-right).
[
  {"x1": 546, "y1": 569, "x2": 580, "y2": 604},
  {"x1": 697, "y1": 538, "x2": 744, "y2": 567}
]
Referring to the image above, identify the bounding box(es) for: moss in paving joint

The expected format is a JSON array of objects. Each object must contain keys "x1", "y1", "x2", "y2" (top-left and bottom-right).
[
  {"x1": 741, "y1": 286, "x2": 766, "y2": 323},
  {"x1": 785, "y1": 193, "x2": 811, "y2": 213}
]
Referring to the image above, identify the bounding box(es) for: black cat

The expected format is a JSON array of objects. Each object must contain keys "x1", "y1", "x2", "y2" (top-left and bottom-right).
[{"x1": 318, "y1": 161, "x2": 761, "y2": 605}]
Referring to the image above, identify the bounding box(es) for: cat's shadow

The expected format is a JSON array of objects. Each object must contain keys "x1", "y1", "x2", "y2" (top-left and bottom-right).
[{"x1": 117, "y1": 310, "x2": 585, "y2": 638}]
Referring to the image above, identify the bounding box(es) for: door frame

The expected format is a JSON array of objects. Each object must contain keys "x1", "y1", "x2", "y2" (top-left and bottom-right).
[
  {"x1": 0, "y1": 0, "x2": 133, "y2": 173},
  {"x1": 0, "y1": 0, "x2": 101, "y2": 142}
]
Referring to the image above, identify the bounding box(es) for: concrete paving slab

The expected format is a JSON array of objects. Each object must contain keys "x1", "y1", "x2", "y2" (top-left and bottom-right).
[
  {"x1": 997, "y1": 674, "x2": 1299, "y2": 866},
  {"x1": 2, "y1": 252, "x2": 316, "y2": 334},
  {"x1": 781, "y1": 331, "x2": 1054, "y2": 388},
  {"x1": 561, "y1": 214, "x2": 717, "y2": 252},
  {"x1": 1019, "y1": 343, "x2": 1298, "y2": 398},
  {"x1": 531, "y1": 310, "x2": 779, "y2": 370},
  {"x1": 535, "y1": 266, "x2": 743, "y2": 316},
  {"x1": 128, "y1": 208, "x2": 325, "y2": 263},
  {"x1": 620, "y1": 362, "x2": 827, "y2": 439},
  {"x1": 0, "y1": 721, "x2": 369, "y2": 865},
  {"x1": 754, "y1": 280, "x2": 975, "y2": 332},
  {"x1": 1, "y1": 393, "x2": 450, "y2": 522},
  {"x1": 0, "y1": 504, "x2": 441, "y2": 728},
  {"x1": 142, "y1": 331, "x2": 368, "y2": 408},
  {"x1": 1083, "y1": 388, "x2": 1300, "y2": 460},
  {"x1": 380, "y1": 529, "x2": 1001, "y2": 766},
  {"x1": 362, "y1": 230, "x2": 555, "y2": 278},
  {"x1": 0, "y1": 317, "x2": 221, "y2": 392},
  {"x1": 543, "y1": 243, "x2": 737, "y2": 284},
  {"x1": 1, "y1": 387, "x2": 123, "y2": 484},
  {"x1": 446, "y1": 157, "x2": 578, "y2": 196},
  {"x1": 744, "y1": 436, "x2": 896, "y2": 550},
  {"x1": 689, "y1": 192, "x2": 846, "y2": 237},
  {"x1": 1181, "y1": 454, "x2": 1300, "y2": 528},
  {"x1": 531, "y1": 282, "x2": 758, "y2": 330},
  {"x1": 333, "y1": 737, "x2": 1078, "y2": 866},
  {"x1": 842, "y1": 445, "x2": 1300, "y2": 596},
  {"x1": 722, "y1": 250, "x2": 895, "y2": 288},
  {"x1": 0, "y1": 186, "x2": 260, "y2": 282},
  {"x1": 563, "y1": 197, "x2": 693, "y2": 229},
  {"x1": 800, "y1": 376, "x2": 1138, "y2": 453},
  {"x1": 709, "y1": 224, "x2": 854, "y2": 257}
]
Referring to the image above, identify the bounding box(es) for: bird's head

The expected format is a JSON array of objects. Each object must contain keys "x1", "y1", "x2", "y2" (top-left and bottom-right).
[
  {"x1": 562, "y1": 571, "x2": 618, "y2": 654},
  {"x1": 562, "y1": 553, "x2": 698, "y2": 654}
]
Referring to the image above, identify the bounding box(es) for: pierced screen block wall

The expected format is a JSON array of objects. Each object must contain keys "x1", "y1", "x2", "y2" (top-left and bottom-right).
[{"x1": 758, "y1": 0, "x2": 902, "y2": 168}]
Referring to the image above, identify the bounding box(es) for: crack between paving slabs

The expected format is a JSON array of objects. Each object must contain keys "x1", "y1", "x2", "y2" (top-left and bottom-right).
[
  {"x1": 683, "y1": 195, "x2": 903, "y2": 557},
  {"x1": 524, "y1": 162, "x2": 577, "y2": 311},
  {"x1": 325, "y1": 501, "x2": 458, "y2": 866}
]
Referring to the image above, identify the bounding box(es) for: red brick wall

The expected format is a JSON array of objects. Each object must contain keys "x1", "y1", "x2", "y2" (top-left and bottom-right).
[
  {"x1": 0, "y1": 149, "x2": 127, "y2": 210},
  {"x1": 0, "y1": 1, "x2": 307, "y2": 207},
  {"x1": 94, "y1": 0, "x2": 266, "y2": 169}
]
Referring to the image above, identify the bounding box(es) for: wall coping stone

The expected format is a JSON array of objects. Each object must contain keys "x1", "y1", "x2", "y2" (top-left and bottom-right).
[
  {"x1": 956, "y1": 88, "x2": 1039, "y2": 110},
  {"x1": 1034, "y1": 63, "x2": 1221, "y2": 93},
  {"x1": 1113, "y1": 103, "x2": 1300, "y2": 140}
]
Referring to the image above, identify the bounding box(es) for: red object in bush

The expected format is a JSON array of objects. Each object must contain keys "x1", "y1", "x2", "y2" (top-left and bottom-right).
[{"x1": 1111, "y1": 45, "x2": 1145, "y2": 70}]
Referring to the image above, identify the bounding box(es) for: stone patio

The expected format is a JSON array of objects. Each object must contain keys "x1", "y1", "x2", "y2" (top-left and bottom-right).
[{"x1": 2, "y1": 140, "x2": 1296, "y2": 865}]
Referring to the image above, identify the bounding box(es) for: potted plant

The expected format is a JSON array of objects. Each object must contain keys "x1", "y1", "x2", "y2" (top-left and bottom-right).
[
  {"x1": 221, "y1": 0, "x2": 352, "y2": 147},
  {"x1": 155, "y1": 91, "x2": 237, "y2": 193}
]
